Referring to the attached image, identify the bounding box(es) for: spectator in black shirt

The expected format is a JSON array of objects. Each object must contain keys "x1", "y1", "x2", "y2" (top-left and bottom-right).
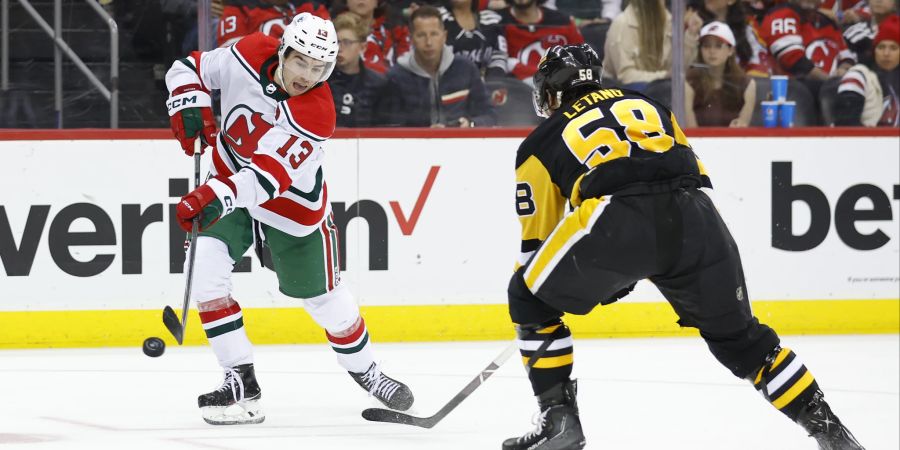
[
  {"x1": 439, "y1": 0, "x2": 510, "y2": 78},
  {"x1": 329, "y1": 12, "x2": 389, "y2": 126}
]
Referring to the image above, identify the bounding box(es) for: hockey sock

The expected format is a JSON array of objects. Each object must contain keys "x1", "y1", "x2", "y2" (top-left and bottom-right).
[
  {"x1": 517, "y1": 320, "x2": 574, "y2": 396},
  {"x1": 752, "y1": 346, "x2": 819, "y2": 421},
  {"x1": 198, "y1": 297, "x2": 254, "y2": 368},
  {"x1": 326, "y1": 317, "x2": 375, "y2": 373}
]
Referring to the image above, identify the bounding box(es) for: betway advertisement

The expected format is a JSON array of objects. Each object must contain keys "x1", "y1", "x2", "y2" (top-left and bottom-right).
[{"x1": 1, "y1": 136, "x2": 897, "y2": 311}]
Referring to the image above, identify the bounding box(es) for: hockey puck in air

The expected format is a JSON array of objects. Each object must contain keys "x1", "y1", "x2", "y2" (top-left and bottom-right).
[{"x1": 142, "y1": 337, "x2": 166, "y2": 357}]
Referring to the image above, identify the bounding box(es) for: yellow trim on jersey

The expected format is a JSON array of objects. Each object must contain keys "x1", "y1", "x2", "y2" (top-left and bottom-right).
[
  {"x1": 772, "y1": 371, "x2": 816, "y2": 410},
  {"x1": 524, "y1": 197, "x2": 607, "y2": 292},
  {"x1": 671, "y1": 113, "x2": 690, "y2": 147},
  {"x1": 516, "y1": 155, "x2": 566, "y2": 243},
  {"x1": 569, "y1": 171, "x2": 587, "y2": 207},
  {"x1": 524, "y1": 354, "x2": 574, "y2": 369}
]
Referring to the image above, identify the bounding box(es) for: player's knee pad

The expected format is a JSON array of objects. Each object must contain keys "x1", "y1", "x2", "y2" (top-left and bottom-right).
[
  {"x1": 751, "y1": 346, "x2": 820, "y2": 420},
  {"x1": 508, "y1": 269, "x2": 563, "y2": 325},
  {"x1": 701, "y1": 318, "x2": 780, "y2": 379},
  {"x1": 302, "y1": 283, "x2": 360, "y2": 333},
  {"x1": 191, "y1": 236, "x2": 237, "y2": 303}
]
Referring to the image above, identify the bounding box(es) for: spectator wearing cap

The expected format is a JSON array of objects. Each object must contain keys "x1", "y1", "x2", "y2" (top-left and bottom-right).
[
  {"x1": 835, "y1": 14, "x2": 900, "y2": 126},
  {"x1": 685, "y1": 21, "x2": 756, "y2": 126},
  {"x1": 688, "y1": 0, "x2": 774, "y2": 76},
  {"x1": 380, "y1": 5, "x2": 497, "y2": 126},
  {"x1": 603, "y1": 0, "x2": 702, "y2": 90},
  {"x1": 329, "y1": 12, "x2": 389, "y2": 127}
]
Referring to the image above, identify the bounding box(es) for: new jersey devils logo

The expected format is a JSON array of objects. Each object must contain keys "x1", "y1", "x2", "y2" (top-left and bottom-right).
[{"x1": 806, "y1": 39, "x2": 840, "y2": 74}]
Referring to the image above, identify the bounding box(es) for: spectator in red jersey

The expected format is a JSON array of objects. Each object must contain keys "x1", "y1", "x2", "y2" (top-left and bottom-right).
[
  {"x1": 603, "y1": 0, "x2": 702, "y2": 89},
  {"x1": 690, "y1": 0, "x2": 774, "y2": 75},
  {"x1": 835, "y1": 14, "x2": 900, "y2": 125},
  {"x1": 217, "y1": 0, "x2": 330, "y2": 47},
  {"x1": 333, "y1": 0, "x2": 411, "y2": 73},
  {"x1": 497, "y1": 0, "x2": 585, "y2": 85},
  {"x1": 685, "y1": 21, "x2": 757, "y2": 126},
  {"x1": 760, "y1": 0, "x2": 856, "y2": 83},
  {"x1": 843, "y1": 0, "x2": 898, "y2": 66}
]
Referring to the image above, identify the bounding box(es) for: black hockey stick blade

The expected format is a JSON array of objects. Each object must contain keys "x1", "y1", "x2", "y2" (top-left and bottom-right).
[
  {"x1": 361, "y1": 342, "x2": 518, "y2": 429},
  {"x1": 162, "y1": 305, "x2": 184, "y2": 345}
]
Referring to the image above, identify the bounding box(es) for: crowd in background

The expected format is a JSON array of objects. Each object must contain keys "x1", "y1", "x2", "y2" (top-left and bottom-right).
[{"x1": 2, "y1": 0, "x2": 899, "y2": 127}]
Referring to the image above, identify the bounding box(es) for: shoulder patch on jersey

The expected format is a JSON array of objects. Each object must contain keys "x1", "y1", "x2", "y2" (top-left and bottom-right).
[
  {"x1": 233, "y1": 32, "x2": 281, "y2": 75},
  {"x1": 280, "y1": 83, "x2": 336, "y2": 141}
]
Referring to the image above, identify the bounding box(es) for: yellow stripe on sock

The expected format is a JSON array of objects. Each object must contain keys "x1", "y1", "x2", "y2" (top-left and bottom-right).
[
  {"x1": 537, "y1": 325, "x2": 561, "y2": 334},
  {"x1": 771, "y1": 347, "x2": 792, "y2": 370},
  {"x1": 754, "y1": 367, "x2": 764, "y2": 386},
  {"x1": 772, "y1": 371, "x2": 815, "y2": 410},
  {"x1": 524, "y1": 354, "x2": 574, "y2": 369}
]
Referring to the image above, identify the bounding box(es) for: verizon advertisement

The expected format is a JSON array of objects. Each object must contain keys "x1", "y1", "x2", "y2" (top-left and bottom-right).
[{"x1": 1, "y1": 136, "x2": 897, "y2": 311}]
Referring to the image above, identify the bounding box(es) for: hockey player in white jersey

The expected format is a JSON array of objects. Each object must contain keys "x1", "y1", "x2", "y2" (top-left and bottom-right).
[{"x1": 165, "y1": 13, "x2": 414, "y2": 425}]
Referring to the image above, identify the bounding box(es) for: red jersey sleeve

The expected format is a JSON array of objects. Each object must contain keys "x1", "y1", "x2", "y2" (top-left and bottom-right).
[{"x1": 761, "y1": 7, "x2": 814, "y2": 75}]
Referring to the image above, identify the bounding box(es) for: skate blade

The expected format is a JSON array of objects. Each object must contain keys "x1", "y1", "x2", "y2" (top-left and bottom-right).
[{"x1": 201, "y1": 400, "x2": 265, "y2": 425}]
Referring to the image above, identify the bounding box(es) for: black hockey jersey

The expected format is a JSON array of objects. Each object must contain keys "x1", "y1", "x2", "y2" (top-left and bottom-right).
[{"x1": 514, "y1": 88, "x2": 711, "y2": 257}]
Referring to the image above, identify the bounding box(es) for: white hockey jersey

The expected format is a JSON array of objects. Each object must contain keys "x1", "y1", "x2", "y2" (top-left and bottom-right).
[{"x1": 165, "y1": 32, "x2": 336, "y2": 237}]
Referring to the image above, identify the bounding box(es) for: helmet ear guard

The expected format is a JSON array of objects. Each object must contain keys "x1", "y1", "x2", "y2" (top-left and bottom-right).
[
  {"x1": 278, "y1": 13, "x2": 339, "y2": 88},
  {"x1": 531, "y1": 44, "x2": 603, "y2": 118}
]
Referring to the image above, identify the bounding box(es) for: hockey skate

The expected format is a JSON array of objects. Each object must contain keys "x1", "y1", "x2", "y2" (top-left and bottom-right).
[
  {"x1": 797, "y1": 390, "x2": 864, "y2": 450},
  {"x1": 503, "y1": 379, "x2": 585, "y2": 450},
  {"x1": 349, "y1": 362, "x2": 414, "y2": 411},
  {"x1": 198, "y1": 363, "x2": 265, "y2": 425}
]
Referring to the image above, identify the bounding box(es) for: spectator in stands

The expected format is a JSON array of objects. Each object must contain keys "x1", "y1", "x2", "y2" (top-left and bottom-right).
[
  {"x1": 439, "y1": 0, "x2": 509, "y2": 78},
  {"x1": 603, "y1": 0, "x2": 702, "y2": 90},
  {"x1": 381, "y1": 6, "x2": 497, "y2": 126},
  {"x1": 334, "y1": 0, "x2": 411, "y2": 73},
  {"x1": 760, "y1": 0, "x2": 855, "y2": 90},
  {"x1": 690, "y1": 0, "x2": 773, "y2": 75},
  {"x1": 835, "y1": 14, "x2": 900, "y2": 125},
  {"x1": 330, "y1": 12, "x2": 389, "y2": 126},
  {"x1": 819, "y1": 0, "x2": 870, "y2": 26},
  {"x1": 498, "y1": 0, "x2": 584, "y2": 85},
  {"x1": 843, "y1": 0, "x2": 898, "y2": 66},
  {"x1": 217, "y1": 0, "x2": 330, "y2": 47},
  {"x1": 685, "y1": 21, "x2": 757, "y2": 126},
  {"x1": 556, "y1": 0, "x2": 621, "y2": 55}
]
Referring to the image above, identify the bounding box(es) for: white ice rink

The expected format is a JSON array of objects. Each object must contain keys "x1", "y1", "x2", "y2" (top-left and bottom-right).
[{"x1": 1, "y1": 335, "x2": 897, "y2": 450}]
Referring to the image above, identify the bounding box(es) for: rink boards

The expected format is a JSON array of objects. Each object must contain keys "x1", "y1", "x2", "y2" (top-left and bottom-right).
[{"x1": 1, "y1": 129, "x2": 898, "y2": 348}]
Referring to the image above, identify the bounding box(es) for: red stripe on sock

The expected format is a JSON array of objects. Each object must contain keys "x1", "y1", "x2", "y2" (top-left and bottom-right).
[
  {"x1": 198, "y1": 302, "x2": 242, "y2": 324},
  {"x1": 326, "y1": 318, "x2": 366, "y2": 345}
]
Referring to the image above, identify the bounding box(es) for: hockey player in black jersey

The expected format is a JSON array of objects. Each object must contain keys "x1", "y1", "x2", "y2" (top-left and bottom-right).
[{"x1": 502, "y1": 44, "x2": 865, "y2": 450}]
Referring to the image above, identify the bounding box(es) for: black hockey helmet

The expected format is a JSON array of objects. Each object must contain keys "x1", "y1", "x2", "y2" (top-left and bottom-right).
[{"x1": 532, "y1": 44, "x2": 603, "y2": 117}]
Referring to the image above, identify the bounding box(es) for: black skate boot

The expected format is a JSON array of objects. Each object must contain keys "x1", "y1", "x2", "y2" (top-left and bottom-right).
[
  {"x1": 198, "y1": 363, "x2": 265, "y2": 425},
  {"x1": 349, "y1": 362, "x2": 414, "y2": 411},
  {"x1": 796, "y1": 390, "x2": 864, "y2": 450},
  {"x1": 502, "y1": 379, "x2": 585, "y2": 450}
]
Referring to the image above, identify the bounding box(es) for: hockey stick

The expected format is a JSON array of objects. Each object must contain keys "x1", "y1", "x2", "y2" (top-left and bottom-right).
[
  {"x1": 163, "y1": 140, "x2": 203, "y2": 345},
  {"x1": 361, "y1": 342, "x2": 518, "y2": 428}
]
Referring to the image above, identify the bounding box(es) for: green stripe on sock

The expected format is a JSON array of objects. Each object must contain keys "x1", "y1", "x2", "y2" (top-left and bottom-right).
[
  {"x1": 331, "y1": 333, "x2": 369, "y2": 354},
  {"x1": 205, "y1": 317, "x2": 245, "y2": 339}
]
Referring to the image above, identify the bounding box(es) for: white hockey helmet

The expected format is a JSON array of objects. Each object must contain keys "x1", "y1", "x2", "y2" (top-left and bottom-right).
[{"x1": 278, "y1": 13, "x2": 339, "y2": 85}]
